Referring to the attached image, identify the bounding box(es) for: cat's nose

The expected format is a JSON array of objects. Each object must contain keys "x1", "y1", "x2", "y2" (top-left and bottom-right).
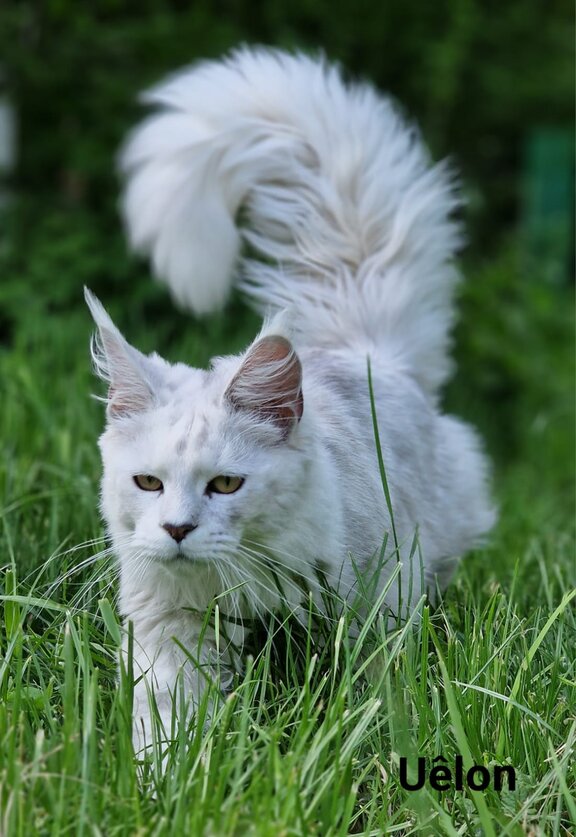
[{"x1": 162, "y1": 522, "x2": 197, "y2": 543}]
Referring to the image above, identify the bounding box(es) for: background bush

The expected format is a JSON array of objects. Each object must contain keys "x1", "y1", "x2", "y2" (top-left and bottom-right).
[{"x1": 0, "y1": 0, "x2": 573, "y2": 499}]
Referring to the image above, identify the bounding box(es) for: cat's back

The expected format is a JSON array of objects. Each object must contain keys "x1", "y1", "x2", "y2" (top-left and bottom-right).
[{"x1": 300, "y1": 347, "x2": 494, "y2": 576}]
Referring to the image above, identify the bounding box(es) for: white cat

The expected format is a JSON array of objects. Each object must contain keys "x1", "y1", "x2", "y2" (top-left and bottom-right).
[{"x1": 85, "y1": 47, "x2": 495, "y2": 750}]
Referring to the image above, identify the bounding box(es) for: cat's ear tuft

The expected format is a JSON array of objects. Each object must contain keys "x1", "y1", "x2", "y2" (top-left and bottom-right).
[
  {"x1": 84, "y1": 287, "x2": 156, "y2": 419},
  {"x1": 225, "y1": 335, "x2": 303, "y2": 437}
]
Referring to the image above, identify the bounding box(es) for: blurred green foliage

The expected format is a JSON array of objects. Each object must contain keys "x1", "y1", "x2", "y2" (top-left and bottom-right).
[
  {"x1": 1, "y1": 0, "x2": 573, "y2": 244},
  {"x1": 0, "y1": 0, "x2": 573, "y2": 491}
]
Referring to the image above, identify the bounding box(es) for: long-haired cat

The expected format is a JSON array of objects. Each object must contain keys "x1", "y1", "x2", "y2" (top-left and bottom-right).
[{"x1": 85, "y1": 47, "x2": 495, "y2": 750}]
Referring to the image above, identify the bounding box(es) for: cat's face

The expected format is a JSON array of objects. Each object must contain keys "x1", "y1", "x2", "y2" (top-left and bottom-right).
[
  {"x1": 98, "y1": 374, "x2": 304, "y2": 567},
  {"x1": 85, "y1": 290, "x2": 305, "y2": 574}
]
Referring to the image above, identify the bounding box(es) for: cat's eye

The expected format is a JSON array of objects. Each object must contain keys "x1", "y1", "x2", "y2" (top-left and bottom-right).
[
  {"x1": 207, "y1": 475, "x2": 244, "y2": 495},
  {"x1": 133, "y1": 474, "x2": 164, "y2": 492}
]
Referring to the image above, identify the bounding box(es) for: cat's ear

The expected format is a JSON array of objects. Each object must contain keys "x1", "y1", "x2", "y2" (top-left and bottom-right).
[
  {"x1": 225, "y1": 335, "x2": 303, "y2": 437},
  {"x1": 84, "y1": 287, "x2": 157, "y2": 419}
]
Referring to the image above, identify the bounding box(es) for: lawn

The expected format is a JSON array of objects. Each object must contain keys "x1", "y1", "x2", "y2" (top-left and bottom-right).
[{"x1": 0, "y1": 214, "x2": 574, "y2": 836}]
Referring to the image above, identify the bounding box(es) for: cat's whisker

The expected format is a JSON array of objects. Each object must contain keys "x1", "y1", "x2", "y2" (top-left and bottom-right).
[
  {"x1": 220, "y1": 557, "x2": 277, "y2": 625},
  {"x1": 40, "y1": 534, "x2": 142, "y2": 612},
  {"x1": 234, "y1": 548, "x2": 309, "y2": 617},
  {"x1": 210, "y1": 559, "x2": 247, "y2": 652},
  {"x1": 130, "y1": 551, "x2": 162, "y2": 590},
  {"x1": 48, "y1": 542, "x2": 118, "y2": 575},
  {"x1": 51, "y1": 536, "x2": 110, "y2": 558},
  {"x1": 241, "y1": 539, "x2": 356, "y2": 607},
  {"x1": 57, "y1": 559, "x2": 118, "y2": 612},
  {"x1": 237, "y1": 546, "x2": 341, "y2": 628},
  {"x1": 237, "y1": 554, "x2": 305, "y2": 605},
  {"x1": 242, "y1": 537, "x2": 320, "y2": 574},
  {"x1": 231, "y1": 559, "x2": 307, "y2": 631},
  {"x1": 237, "y1": 545, "x2": 313, "y2": 597},
  {"x1": 43, "y1": 536, "x2": 109, "y2": 564},
  {"x1": 240, "y1": 548, "x2": 315, "y2": 592},
  {"x1": 44, "y1": 549, "x2": 117, "y2": 600},
  {"x1": 19, "y1": 536, "x2": 112, "y2": 591},
  {"x1": 67, "y1": 574, "x2": 118, "y2": 614},
  {"x1": 122, "y1": 553, "x2": 150, "y2": 589}
]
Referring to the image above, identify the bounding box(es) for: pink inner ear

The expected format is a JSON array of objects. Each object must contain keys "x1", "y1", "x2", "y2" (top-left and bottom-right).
[
  {"x1": 107, "y1": 384, "x2": 153, "y2": 418},
  {"x1": 225, "y1": 335, "x2": 303, "y2": 432}
]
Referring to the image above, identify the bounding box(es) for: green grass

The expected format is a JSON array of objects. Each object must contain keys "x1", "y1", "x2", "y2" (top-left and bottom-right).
[{"x1": 1, "y1": 266, "x2": 574, "y2": 835}]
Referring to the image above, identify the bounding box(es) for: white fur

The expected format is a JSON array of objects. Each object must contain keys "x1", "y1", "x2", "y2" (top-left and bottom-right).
[
  {"x1": 121, "y1": 47, "x2": 462, "y2": 397},
  {"x1": 88, "y1": 47, "x2": 495, "y2": 749}
]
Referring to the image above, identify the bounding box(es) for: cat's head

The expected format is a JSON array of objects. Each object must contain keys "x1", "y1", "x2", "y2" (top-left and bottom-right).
[{"x1": 85, "y1": 289, "x2": 307, "y2": 578}]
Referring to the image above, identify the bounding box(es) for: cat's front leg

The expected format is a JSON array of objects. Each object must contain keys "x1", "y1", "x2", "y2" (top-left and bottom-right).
[
  {"x1": 130, "y1": 646, "x2": 185, "y2": 756},
  {"x1": 125, "y1": 621, "x2": 236, "y2": 759}
]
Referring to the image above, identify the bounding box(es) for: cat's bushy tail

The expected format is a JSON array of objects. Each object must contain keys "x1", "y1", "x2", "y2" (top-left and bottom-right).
[{"x1": 121, "y1": 47, "x2": 462, "y2": 396}]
